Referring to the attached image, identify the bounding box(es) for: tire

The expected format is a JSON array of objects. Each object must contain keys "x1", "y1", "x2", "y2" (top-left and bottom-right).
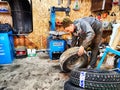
[
  {"x1": 70, "y1": 77, "x2": 120, "y2": 90},
  {"x1": 114, "y1": 56, "x2": 120, "y2": 73},
  {"x1": 60, "y1": 47, "x2": 88, "y2": 72},
  {"x1": 64, "y1": 80, "x2": 87, "y2": 90},
  {"x1": 70, "y1": 68, "x2": 120, "y2": 90},
  {"x1": 3, "y1": 0, "x2": 33, "y2": 33},
  {"x1": 114, "y1": 55, "x2": 120, "y2": 68}
]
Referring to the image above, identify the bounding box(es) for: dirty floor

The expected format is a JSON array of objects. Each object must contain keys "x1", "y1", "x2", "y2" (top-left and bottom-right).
[{"x1": 0, "y1": 52, "x2": 70, "y2": 90}]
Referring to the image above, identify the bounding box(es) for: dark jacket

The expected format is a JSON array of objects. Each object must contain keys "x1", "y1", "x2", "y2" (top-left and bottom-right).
[{"x1": 72, "y1": 17, "x2": 102, "y2": 49}]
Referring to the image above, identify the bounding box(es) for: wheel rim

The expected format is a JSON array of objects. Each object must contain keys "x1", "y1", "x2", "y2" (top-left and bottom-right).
[{"x1": 66, "y1": 55, "x2": 85, "y2": 70}]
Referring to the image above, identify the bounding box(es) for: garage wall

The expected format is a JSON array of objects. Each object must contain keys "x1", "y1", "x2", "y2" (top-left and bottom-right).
[{"x1": 12, "y1": 0, "x2": 120, "y2": 49}]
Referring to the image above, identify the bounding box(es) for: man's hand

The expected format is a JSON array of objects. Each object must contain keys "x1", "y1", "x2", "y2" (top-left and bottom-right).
[{"x1": 78, "y1": 46, "x2": 84, "y2": 56}]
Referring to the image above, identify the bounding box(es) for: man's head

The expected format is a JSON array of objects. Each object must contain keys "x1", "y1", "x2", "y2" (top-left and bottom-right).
[{"x1": 62, "y1": 18, "x2": 75, "y2": 33}]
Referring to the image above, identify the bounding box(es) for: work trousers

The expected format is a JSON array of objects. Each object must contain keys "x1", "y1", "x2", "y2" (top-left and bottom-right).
[{"x1": 71, "y1": 33, "x2": 102, "y2": 67}]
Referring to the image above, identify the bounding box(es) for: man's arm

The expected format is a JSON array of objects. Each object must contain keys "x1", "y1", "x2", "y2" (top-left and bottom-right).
[{"x1": 80, "y1": 20, "x2": 95, "y2": 49}]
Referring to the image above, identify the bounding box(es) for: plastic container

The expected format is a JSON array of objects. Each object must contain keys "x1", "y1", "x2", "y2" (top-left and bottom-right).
[{"x1": 27, "y1": 49, "x2": 36, "y2": 57}]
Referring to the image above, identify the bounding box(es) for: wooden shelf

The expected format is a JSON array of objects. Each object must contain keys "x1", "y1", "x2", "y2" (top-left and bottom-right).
[
  {"x1": 0, "y1": 1, "x2": 12, "y2": 26},
  {"x1": 0, "y1": 1, "x2": 11, "y2": 14},
  {"x1": 0, "y1": 1, "x2": 9, "y2": 4}
]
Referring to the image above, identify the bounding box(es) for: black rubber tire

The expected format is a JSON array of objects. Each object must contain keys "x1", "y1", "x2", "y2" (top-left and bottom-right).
[
  {"x1": 60, "y1": 47, "x2": 88, "y2": 72},
  {"x1": 70, "y1": 77, "x2": 120, "y2": 90},
  {"x1": 114, "y1": 55, "x2": 120, "y2": 68},
  {"x1": 64, "y1": 80, "x2": 87, "y2": 90},
  {"x1": 70, "y1": 68, "x2": 120, "y2": 90},
  {"x1": 71, "y1": 68, "x2": 120, "y2": 82},
  {"x1": 3, "y1": 0, "x2": 33, "y2": 34}
]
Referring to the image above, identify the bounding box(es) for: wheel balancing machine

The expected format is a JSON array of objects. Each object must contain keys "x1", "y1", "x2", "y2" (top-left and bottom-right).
[
  {"x1": 0, "y1": 24, "x2": 15, "y2": 64},
  {"x1": 47, "y1": 6, "x2": 70, "y2": 60},
  {"x1": 48, "y1": 31, "x2": 68, "y2": 60}
]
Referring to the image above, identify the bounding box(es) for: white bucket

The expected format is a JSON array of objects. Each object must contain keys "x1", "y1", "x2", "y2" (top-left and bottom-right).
[{"x1": 27, "y1": 49, "x2": 36, "y2": 57}]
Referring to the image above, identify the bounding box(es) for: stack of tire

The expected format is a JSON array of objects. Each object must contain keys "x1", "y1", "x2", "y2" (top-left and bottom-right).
[{"x1": 64, "y1": 68, "x2": 120, "y2": 90}]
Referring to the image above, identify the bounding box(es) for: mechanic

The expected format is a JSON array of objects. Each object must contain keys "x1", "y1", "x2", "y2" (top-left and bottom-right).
[{"x1": 62, "y1": 17, "x2": 102, "y2": 69}]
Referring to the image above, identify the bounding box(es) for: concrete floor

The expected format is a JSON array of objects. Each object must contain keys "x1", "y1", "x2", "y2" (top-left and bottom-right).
[{"x1": 0, "y1": 52, "x2": 69, "y2": 90}]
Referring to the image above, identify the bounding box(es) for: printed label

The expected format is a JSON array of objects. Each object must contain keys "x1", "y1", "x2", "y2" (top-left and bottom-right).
[
  {"x1": 53, "y1": 42, "x2": 63, "y2": 46},
  {"x1": 79, "y1": 71, "x2": 86, "y2": 88}
]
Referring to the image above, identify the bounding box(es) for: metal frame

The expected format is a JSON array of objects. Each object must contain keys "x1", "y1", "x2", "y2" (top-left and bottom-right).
[{"x1": 96, "y1": 46, "x2": 120, "y2": 69}]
